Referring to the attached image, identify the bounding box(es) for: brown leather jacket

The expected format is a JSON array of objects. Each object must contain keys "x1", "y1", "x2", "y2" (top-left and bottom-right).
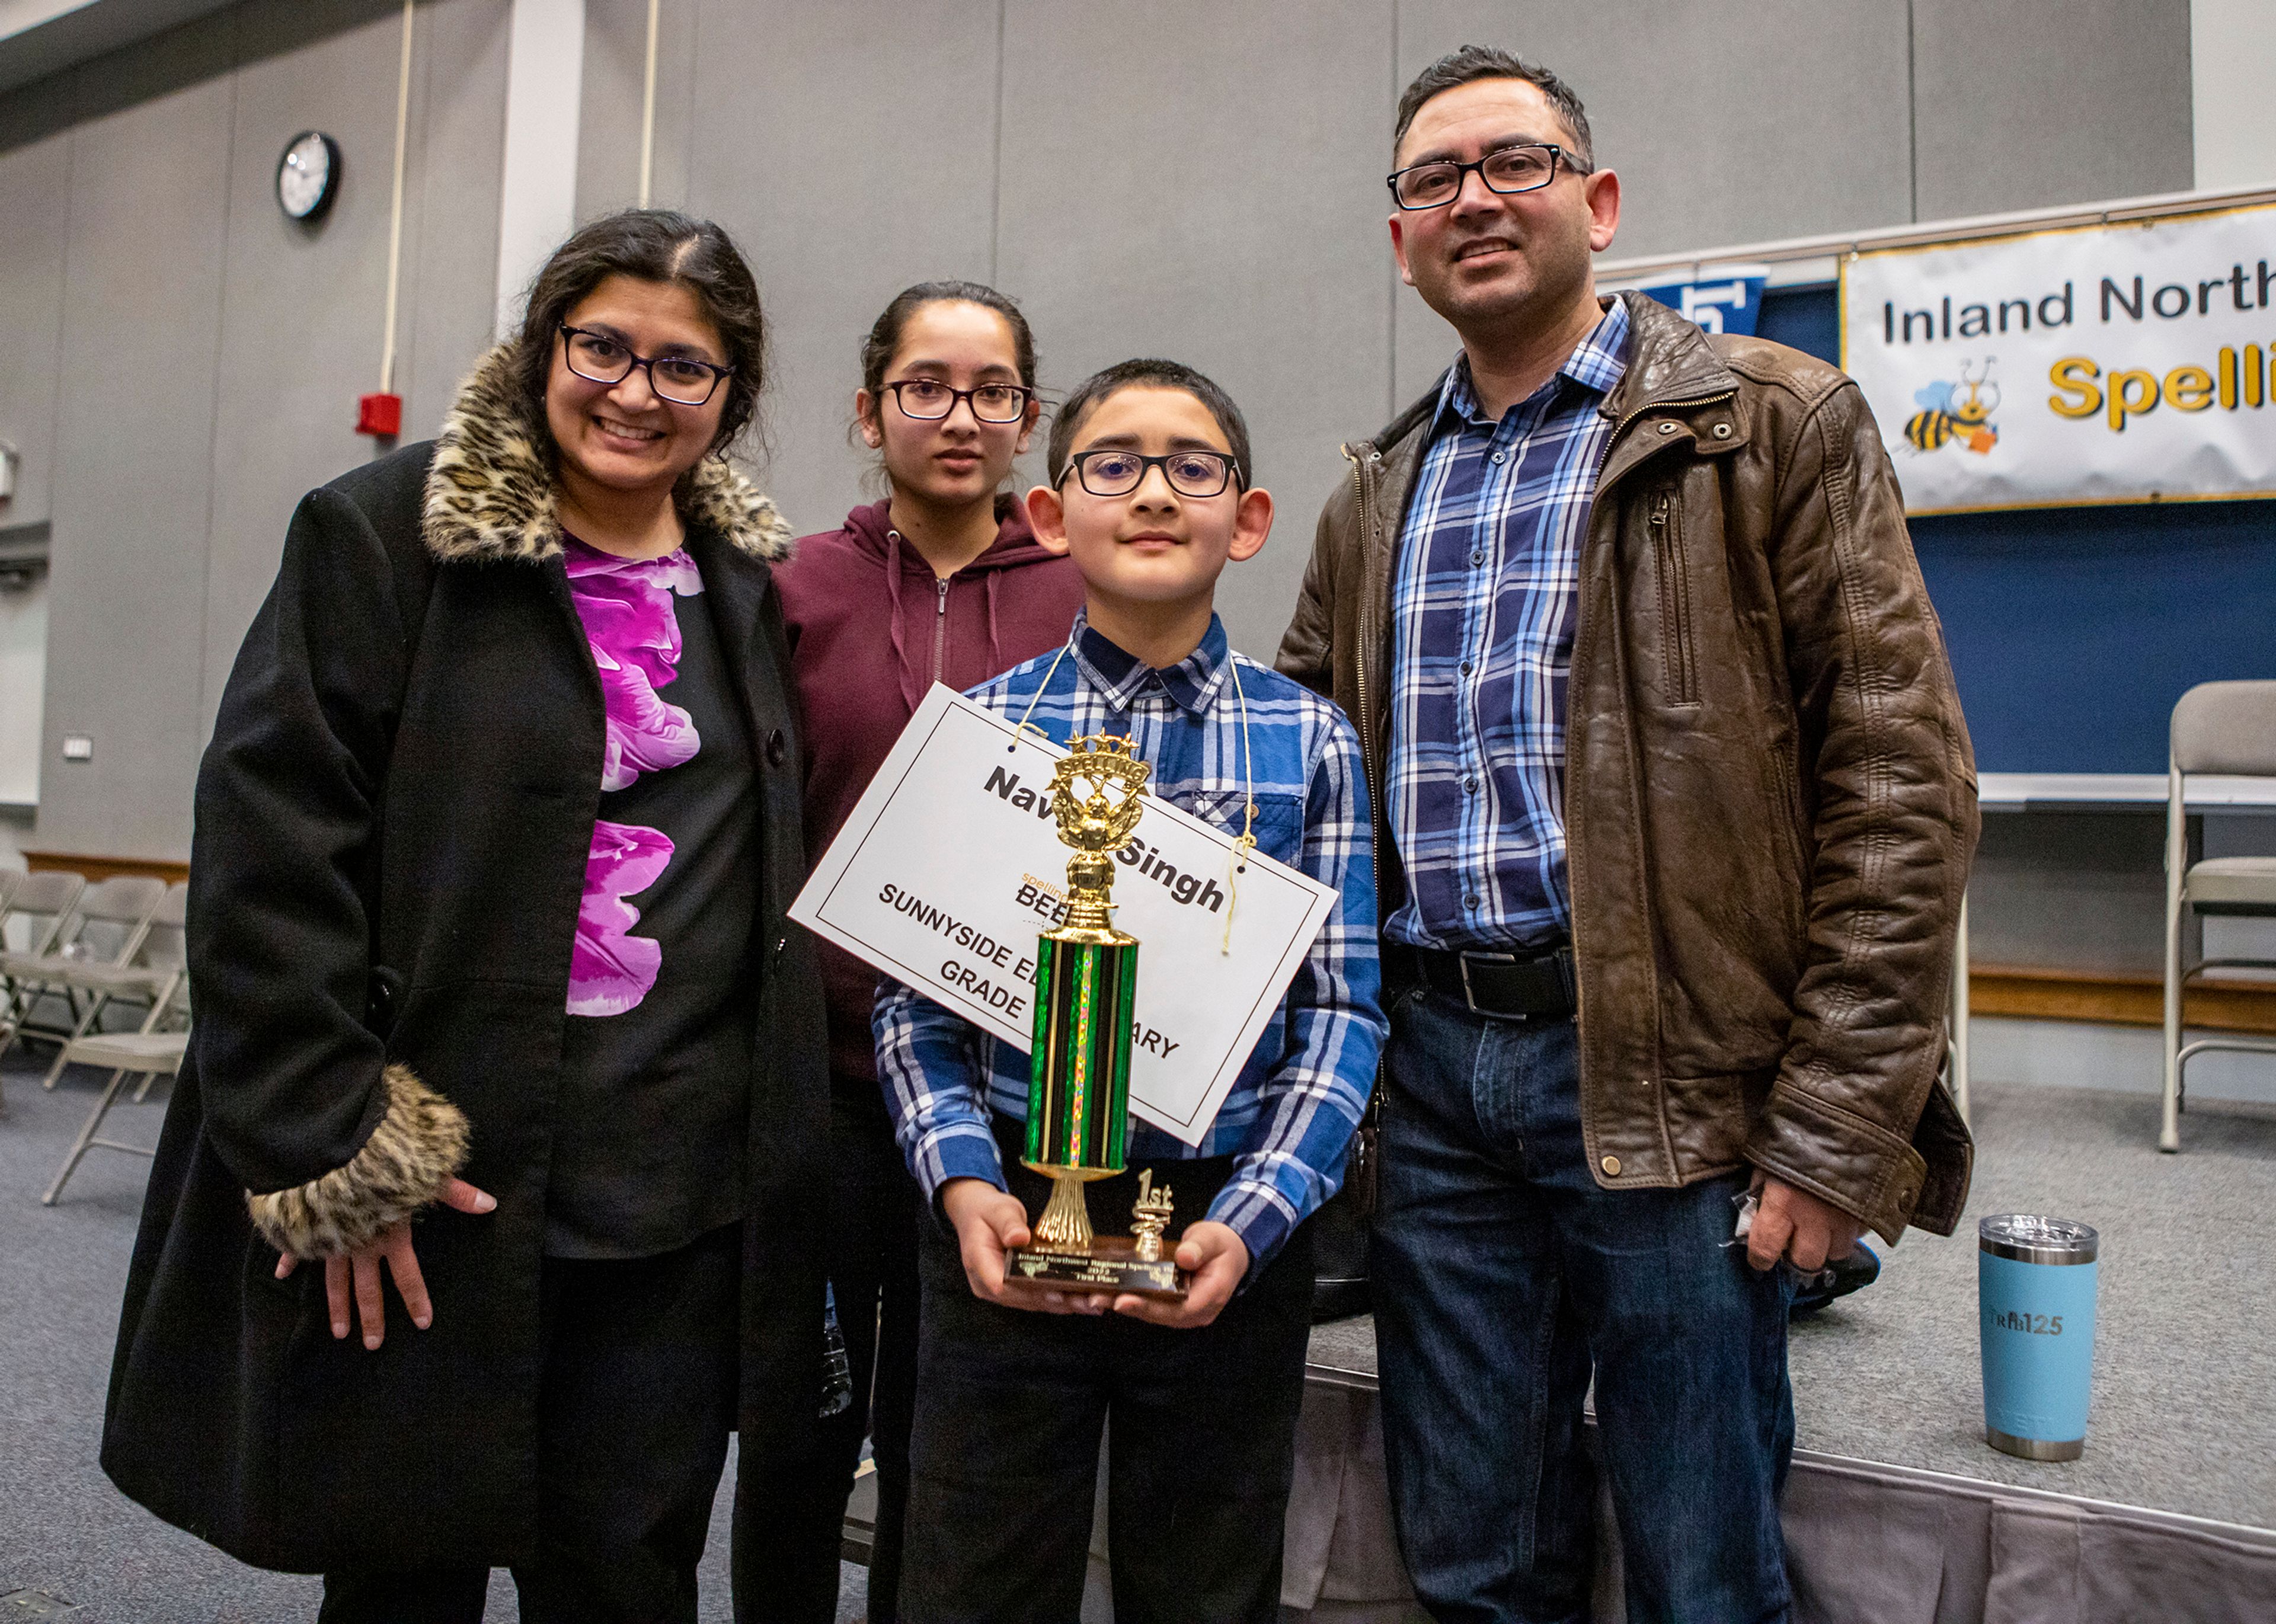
[{"x1": 1276, "y1": 292, "x2": 1977, "y2": 1243}]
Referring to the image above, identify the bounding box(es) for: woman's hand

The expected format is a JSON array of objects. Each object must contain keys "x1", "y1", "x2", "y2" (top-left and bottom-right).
[{"x1": 276, "y1": 1177, "x2": 496, "y2": 1349}]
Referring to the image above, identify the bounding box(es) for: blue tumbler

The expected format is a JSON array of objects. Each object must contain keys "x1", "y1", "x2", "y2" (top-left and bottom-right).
[{"x1": 1977, "y1": 1215, "x2": 2098, "y2": 1460}]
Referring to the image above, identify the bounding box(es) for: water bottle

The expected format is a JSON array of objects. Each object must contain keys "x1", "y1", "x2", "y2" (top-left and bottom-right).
[{"x1": 1978, "y1": 1214, "x2": 2098, "y2": 1460}]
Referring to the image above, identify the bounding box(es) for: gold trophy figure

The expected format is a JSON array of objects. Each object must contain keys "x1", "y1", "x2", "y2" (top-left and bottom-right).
[{"x1": 1002, "y1": 735, "x2": 1190, "y2": 1300}]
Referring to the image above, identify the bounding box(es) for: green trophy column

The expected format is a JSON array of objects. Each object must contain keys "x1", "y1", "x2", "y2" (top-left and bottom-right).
[{"x1": 1027, "y1": 935, "x2": 1136, "y2": 1174}]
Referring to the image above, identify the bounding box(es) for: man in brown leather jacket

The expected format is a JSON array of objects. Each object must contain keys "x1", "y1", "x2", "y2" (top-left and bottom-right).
[{"x1": 1276, "y1": 45, "x2": 1977, "y2": 1624}]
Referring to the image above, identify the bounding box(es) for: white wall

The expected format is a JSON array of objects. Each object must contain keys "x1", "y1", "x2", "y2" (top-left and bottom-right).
[
  {"x1": 2192, "y1": 0, "x2": 2276, "y2": 189},
  {"x1": 0, "y1": 573, "x2": 44, "y2": 808}
]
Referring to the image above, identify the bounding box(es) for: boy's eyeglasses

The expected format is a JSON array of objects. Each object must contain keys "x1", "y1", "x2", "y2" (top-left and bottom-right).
[
  {"x1": 1060, "y1": 449, "x2": 1242, "y2": 499},
  {"x1": 1385, "y1": 143, "x2": 1590, "y2": 210},
  {"x1": 880, "y1": 378, "x2": 1035, "y2": 424},
  {"x1": 560, "y1": 325, "x2": 734, "y2": 405}
]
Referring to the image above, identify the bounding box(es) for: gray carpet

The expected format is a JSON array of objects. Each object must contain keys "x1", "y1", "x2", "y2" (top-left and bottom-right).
[
  {"x1": 0, "y1": 1047, "x2": 871, "y2": 1622},
  {"x1": 1304, "y1": 1083, "x2": 2276, "y2": 1532}
]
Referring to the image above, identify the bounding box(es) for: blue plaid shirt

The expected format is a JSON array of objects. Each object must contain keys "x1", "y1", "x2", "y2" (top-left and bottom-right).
[
  {"x1": 1383, "y1": 298, "x2": 1629, "y2": 953},
  {"x1": 875, "y1": 612, "x2": 1385, "y2": 1272}
]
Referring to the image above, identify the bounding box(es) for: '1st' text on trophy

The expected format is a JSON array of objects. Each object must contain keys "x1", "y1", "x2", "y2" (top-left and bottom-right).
[{"x1": 1002, "y1": 733, "x2": 1190, "y2": 1300}]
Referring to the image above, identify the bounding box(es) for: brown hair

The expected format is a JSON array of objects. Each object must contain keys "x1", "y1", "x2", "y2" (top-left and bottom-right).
[
  {"x1": 1394, "y1": 45, "x2": 1594, "y2": 170},
  {"x1": 511, "y1": 207, "x2": 767, "y2": 459}
]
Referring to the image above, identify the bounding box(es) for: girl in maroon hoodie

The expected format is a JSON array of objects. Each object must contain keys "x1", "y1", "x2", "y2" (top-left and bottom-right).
[{"x1": 773, "y1": 282, "x2": 1082, "y2": 1622}]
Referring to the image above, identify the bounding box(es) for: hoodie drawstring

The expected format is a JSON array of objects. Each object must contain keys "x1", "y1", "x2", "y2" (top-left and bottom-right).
[
  {"x1": 984, "y1": 570, "x2": 1003, "y2": 676},
  {"x1": 884, "y1": 530, "x2": 924, "y2": 715}
]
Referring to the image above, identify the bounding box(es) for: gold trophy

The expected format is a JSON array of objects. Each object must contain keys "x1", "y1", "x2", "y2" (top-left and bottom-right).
[{"x1": 1000, "y1": 734, "x2": 1190, "y2": 1300}]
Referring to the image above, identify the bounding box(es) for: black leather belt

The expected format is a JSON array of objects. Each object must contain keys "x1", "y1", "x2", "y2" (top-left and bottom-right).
[{"x1": 1385, "y1": 941, "x2": 1576, "y2": 1022}]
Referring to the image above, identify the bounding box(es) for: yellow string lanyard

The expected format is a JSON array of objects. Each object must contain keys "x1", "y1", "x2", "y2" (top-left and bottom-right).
[
  {"x1": 1008, "y1": 635, "x2": 1256, "y2": 955},
  {"x1": 1221, "y1": 655, "x2": 1258, "y2": 955}
]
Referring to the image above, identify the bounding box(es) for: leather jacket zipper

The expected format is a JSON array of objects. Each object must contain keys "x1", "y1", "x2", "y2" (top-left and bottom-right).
[{"x1": 1649, "y1": 492, "x2": 1698, "y2": 705}]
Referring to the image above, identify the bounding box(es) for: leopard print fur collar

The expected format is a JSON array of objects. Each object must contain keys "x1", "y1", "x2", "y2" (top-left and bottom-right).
[{"x1": 421, "y1": 343, "x2": 792, "y2": 565}]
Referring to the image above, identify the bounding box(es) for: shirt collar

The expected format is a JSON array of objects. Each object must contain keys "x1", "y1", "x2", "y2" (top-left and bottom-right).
[
  {"x1": 1070, "y1": 609, "x2": 1232, "y2": 717},
  {"x1": 1431, "y1": 295, "x2": 1631, "y2": 433}
]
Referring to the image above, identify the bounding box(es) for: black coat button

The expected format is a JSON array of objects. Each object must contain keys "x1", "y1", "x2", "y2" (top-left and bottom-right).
[{"x1": 765, "y1": 728, "x2": 787, "y2": 767}]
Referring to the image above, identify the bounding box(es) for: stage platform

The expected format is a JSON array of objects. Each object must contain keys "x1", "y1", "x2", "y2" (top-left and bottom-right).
[{"x1": 1279, "y1": 1083, "x2": 2276, "y2": 1622}]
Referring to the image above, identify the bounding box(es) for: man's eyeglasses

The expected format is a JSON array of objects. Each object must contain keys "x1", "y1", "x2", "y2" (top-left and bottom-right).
[
  {"x1": 1385, "y1": 143, "x2": 1590, "y2": 210},
  {"x1": 560, "y1": 325, "x2": 734, "y2": 405},
  {"x1": 880, "y1": 378, "x2": 1035, "y2": 424},
  {"x1": 1060, "y1": 449, "x2": 1242, "y2": 500}
]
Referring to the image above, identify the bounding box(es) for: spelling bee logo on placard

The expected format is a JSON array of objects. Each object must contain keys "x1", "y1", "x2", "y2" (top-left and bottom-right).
[{"x1": 1840, "y1": 201, "x2": 2276, "y2": 513}]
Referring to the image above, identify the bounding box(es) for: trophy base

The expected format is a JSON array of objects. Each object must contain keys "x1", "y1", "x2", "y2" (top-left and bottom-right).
[{"x1": 1002, "y1": 1235, "x2": 1190, "y2": 1301}]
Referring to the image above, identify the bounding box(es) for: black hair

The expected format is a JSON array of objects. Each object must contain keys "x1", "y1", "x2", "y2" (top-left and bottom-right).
[
  {"x1": 1394, "y1": 44, "x2": 1594, "y2": 170},
  {"x1": 512, "y1": 207, "x2": 766, "y2": 459},
  {"x1": 1046, "y1": 359, "x2": 1253, "y2": 487},
  {"x1": 859, "y1": 280, "x2": 1039, "y2": 415}
]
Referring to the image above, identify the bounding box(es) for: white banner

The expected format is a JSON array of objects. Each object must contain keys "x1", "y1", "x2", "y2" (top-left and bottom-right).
[
  {"x1": 788, "y1": 685, "x2": 1339, "y2": 1146},
  {"x1": 1840, "y1": 202, "x2": 2276, "y2": 513}
]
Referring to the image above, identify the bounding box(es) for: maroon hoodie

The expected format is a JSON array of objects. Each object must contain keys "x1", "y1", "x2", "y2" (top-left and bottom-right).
[{"x1": 776, "y1": 495, "x2": 1086, "y2": 1087}]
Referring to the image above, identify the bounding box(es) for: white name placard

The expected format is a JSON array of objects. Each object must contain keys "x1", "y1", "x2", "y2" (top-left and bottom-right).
[{"x1": 789, "y1": 684, "x2": 1338, "y2": 1146}]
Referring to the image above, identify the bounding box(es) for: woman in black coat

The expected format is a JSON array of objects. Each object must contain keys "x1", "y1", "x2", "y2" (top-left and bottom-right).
[{"x1": 101, "y1": 210, "x2": 832, "y2": 1622}]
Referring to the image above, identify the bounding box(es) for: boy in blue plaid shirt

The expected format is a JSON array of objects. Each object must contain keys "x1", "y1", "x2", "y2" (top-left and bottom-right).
[{"x1": 874, "y1": 359, "x2": 1385, "y2": 1623}]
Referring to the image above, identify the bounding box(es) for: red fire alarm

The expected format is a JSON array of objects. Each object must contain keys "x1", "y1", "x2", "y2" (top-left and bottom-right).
[{"x1": 356, "y1": 392, "x2": 403, "y2": 438}]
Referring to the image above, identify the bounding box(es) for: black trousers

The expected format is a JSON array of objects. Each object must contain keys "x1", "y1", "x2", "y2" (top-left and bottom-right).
[
  {"x1": 820, "y1": 1083, "x2": 923, "y2": 1624},
  {"x1": 318, "y1": 1222, "x2": 741, "y2": 1624},
  {"x1": 899, "y1": 1133, "x2": 1316, "y2": 1624}
]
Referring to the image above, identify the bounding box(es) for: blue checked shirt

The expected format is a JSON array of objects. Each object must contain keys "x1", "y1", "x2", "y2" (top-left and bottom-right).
[
  {"x1": 875, "y1": 611, "x2": 1385, "y2": 1273},
  {"x1": 1383, "y1": 298, "x2": 1629, "y2": 953}
]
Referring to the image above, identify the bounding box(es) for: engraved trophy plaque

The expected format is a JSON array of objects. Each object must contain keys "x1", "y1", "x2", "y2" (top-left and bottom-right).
[{"x1": 1001, "y1": 734, "x2": 1190, "y2": 1301}]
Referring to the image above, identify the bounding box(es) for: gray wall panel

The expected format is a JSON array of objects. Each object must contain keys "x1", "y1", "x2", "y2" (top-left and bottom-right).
[
  {"x1": 677, "y1": 0, "x2": 1003, "y2": 542},
  {"x1": 575, "y1": 0, "x2": 696, "y2": 223},
  {"x1": 40, "y1": 12, "x2": 236, "y2": 859},
  {"x1": 0, "y1": 82, "x2": 71, "y2": 530},
  {"x1": 1912, "y1": 0, "x2": 2194, "y2": 220},
  {"x1": 2, "y1": 0, "x2": 510, "y2": 860},
  {"x1": 0, "y1": 0, "x2": 2222, "y2": 862},
  {"x1": 199, "y1": 0, "x2": 428, "y2": 740},
  {"x1": 401, "y1": 0, "x2": 511, "y2": 436},
  {"x1": 995, "y1": 0, "x2": 1394, "y2": 658}
]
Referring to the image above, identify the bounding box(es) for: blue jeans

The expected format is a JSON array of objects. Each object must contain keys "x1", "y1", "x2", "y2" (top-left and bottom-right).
[{"x1": 1372, "y1": 990, "x2": 1795, "y2": 1624}]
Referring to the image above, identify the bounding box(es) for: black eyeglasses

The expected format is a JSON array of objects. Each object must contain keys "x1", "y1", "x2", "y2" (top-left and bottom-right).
[
  {"x1": 1386, "y1": 143, "x2": 1590, "y2": 210},
  {"x1": 1060, "y1": 449, "x2": 1242, "y2": 500},
  {"x1": 560, "y1": 325, "x2": 734, "y2": 405},
  {"x1": 880, "y1": 378, "x2": 1035, "y2": 424}
]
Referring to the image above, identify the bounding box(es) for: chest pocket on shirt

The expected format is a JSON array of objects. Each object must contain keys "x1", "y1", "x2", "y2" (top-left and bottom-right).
[{"x1": 1181, "y1": 788, "x2": 1307, "y2": 869}]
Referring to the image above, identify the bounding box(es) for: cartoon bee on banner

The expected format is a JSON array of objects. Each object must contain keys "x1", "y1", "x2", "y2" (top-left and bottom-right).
[{"x1": 1905, "y1": 359, "x2": 2000, "y2": 456}]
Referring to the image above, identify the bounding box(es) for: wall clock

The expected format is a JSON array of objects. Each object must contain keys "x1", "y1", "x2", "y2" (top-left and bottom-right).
[{"x1": 276, "y1": 131, "x2": 340, "y2": 222}]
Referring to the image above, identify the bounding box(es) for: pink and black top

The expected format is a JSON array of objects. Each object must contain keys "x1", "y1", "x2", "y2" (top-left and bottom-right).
[{"x1": 549, "y1": 534, "x2": 760, "y2": 1258}]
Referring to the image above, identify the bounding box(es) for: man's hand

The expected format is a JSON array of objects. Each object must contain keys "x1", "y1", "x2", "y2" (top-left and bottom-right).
[
  {"x1": 1111, "y1": 1220, "x2": 1248, "y2": 1329},
  {"x1": 1746, "y1": 1174, "x2": 1863, "y2": 1275},
  {"x1": 941, "y1": 1177, "x2": 1110, "y2": 1316},
  {"x1": 276, "y1": 1176, "x2": 496, "y2": 1350}
]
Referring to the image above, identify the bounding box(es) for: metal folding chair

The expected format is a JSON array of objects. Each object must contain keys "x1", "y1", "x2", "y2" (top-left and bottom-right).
[
  {"x1": 0, "y1": 874, "x2": 166, "y2": 1075},
  {"x1": 28, "y1": 880, "x2": 186, "y2": 1093},
  {"x1": 41, "y1": 979, "x2": 188, "y2": 1206},
  {"x1": 0, "y1": 870, "x2": 88, "y2": 1114},
  {"x1": 2160, "y1": 680, "x2": 2276, "y2": 1151}
]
